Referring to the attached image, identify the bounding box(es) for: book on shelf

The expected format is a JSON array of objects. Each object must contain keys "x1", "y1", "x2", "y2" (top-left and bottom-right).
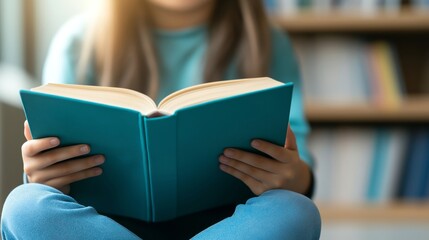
[
  {"x1": 331, "y1": 128, "x2": 376, "y2": 204},
  {"x1": 413, "y1": 0, "x2": 429, "y2": 9},
  {"x1": 295, "y1": 36, "x2": 404, "y2": 108},
  {"x1": 399, "y1": 129, "x2": 429, "y2": 199},
  {"x1": 367, "y1": 41, "x2": 404, "y2": 108},
  {"x1": 265, "y1": 0, "x2": 312, "y2": 15},
  {"x1": 366, "y1": 129, "x2": 407, "y2": 202},
  {"x1": 20, "y1": 77, "x2": 294, "y2": 222},
  {"x1": 295, "y1": 36, "x2": 370, "y2": 105},
  {"x1": 310, "y1": 127, "x2": 376, "y2": 204},
  {"x1": 311, "y1": 127, "x2": 409, "y2": 204},
  {"x1": 264, "y1": 0, "x2": 402, "y2": 14}
]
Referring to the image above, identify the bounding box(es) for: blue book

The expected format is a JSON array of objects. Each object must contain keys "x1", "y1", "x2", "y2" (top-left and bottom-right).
[
  {"x1": 367, "y1": 128, "x2": 389, "y2": 201},
  {"x1": 419, "y1": 132, "x2": 429, "y2": 198},
  {"x1": 20, "y1": 77, "x2": 293, "y2": 222},
  {"x1": 263, "y1": 0, "x2": 277, "y2": 12},
  {"x1": 399, "y1": 130, "x2": 429, "y2": 199},
  {"x1": 413, "y1": 0, "x2": 429, "y2": 8}
]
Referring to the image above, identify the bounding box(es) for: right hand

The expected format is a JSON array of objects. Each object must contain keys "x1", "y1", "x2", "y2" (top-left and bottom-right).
[{"x1": 22, "y1": 120, "x2": 104, "y2": 194}]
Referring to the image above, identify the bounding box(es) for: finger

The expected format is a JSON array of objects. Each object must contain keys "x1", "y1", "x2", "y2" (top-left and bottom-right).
[
  {"x1": 59, "y1": 185, "x2": 71, "y2": 195},
  {"x1": 250, "y1": 140, "x2": 292, "y2": 163},
  {"x1": 45, "y1": 167, "x2": 103, "y2": 189},
  {"x1": 219, "y1": 155, "x2": 274, "y2": 183},
  {"x1": 22, "y1": 137, "x2": 60, "y2": 157},
  {"x1": 32, "y1": 155, "x2": 105, "y2": 183},
  {"x1": 24, "y1": 120, "x2": 33, "y2": 140},
  {"x1": 223, "y1": 148, "x2": 279, "y2": 173},
  {"x1": 285, "y1": 125, "x2": 298, "y2": 150},
  {"x1": 219, "y1": 164, "x2": 266, "y2": 195},
  {"x1": 35, "y1": 144, "x2": 91, "y2": 170}
]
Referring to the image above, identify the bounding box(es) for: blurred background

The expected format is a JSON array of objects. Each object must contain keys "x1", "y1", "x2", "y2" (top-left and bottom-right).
[
  {"x1": 1, "y1": 0, "x2": 429, "y2": 239},
  {"x1": 268, "y1": 1, "x2": 429, "y2": 239},
  {"x1": 0, "y1": 0, "x2": 92, "y2": 218}
]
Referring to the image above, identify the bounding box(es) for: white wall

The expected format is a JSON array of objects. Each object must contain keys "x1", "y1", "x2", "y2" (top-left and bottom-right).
[
  {"x1": 0, "y1": 0, "x2": 26, "y2": 215},
  {"x1": 1, "y1": 0, "x2": 91, "y2": 78},
  {"x1": 0, "y1": 0, "x2": 24, "y2": 67},
  {"x1": 0, "y1": 0, "x2": 92, "y2": 214}
]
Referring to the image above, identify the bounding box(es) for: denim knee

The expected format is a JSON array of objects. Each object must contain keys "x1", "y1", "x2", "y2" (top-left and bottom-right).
[
  {"x1": 257, "y1": 189, "x2": 321, "y2": 239},
  {"x1": 2, "y1": 184, "x2": 141, "y2": 240},
  {"x1": 1, "y1": 183, "x2": 70, "y2": 237}
]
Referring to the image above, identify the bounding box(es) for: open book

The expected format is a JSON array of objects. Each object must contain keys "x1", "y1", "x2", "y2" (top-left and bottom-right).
[
  {"x1": 20, "y1": 77, "x2": 294, "y2": 222},
  {"x1": 31, "y1": 77, "x2": 285, "y2": 116}
]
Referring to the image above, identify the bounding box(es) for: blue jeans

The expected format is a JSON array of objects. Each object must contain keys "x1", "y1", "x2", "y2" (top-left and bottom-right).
[{"x1": 1, "y1": 183, "x2": 321, "y2": 239}]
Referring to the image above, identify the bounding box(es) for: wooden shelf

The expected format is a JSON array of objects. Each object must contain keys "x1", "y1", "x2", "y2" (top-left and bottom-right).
[
  {"x1": 274, "y1": 9, "x2": 429, "y2": 33},
  {"x1": 277, "y1": 8, "x2": 429, "y2": 225},
  {"x1": 305, "y1": 97, "x2": 429, "y2": 123},
  {"x1": 318, "y1": 202, "x2": 429, "y2": 222}
]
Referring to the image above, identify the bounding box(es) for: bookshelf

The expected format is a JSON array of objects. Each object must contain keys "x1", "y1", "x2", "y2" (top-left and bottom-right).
[
  {"x1": 277, "y1": 9, "x2": 429, "y2": 222},
  {"x1": 305, "y1": 96, "x2": 429, "y2": 123},
  {"x1": 275, "y1": 9, "x2": 429, "y2": 33},
  {"x1": 318, "y1": 202, "x2": 429, "y2": 222}
]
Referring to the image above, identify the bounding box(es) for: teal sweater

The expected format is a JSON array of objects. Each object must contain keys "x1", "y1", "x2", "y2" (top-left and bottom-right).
[{"x1": 42, "y1": 16, "x2": 313, "y2": 166}]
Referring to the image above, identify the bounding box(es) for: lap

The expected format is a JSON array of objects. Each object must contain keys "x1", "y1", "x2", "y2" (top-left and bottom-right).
[
  {"x1": 107, "y1": 205, "x2": 235, "y2": 240},
  {"x1": 2, "y1": 184, "x2": 320, "y2": 240}
]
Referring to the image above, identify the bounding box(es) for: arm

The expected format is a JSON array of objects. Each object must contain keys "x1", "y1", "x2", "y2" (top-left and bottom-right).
[{"x1": 42, "y1": 15, "x2": 95, "y2": 85}]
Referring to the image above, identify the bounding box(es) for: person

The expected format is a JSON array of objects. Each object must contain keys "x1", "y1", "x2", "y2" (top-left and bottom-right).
[{"x1": 1, "y1": 0, "x2": 321, "y2": 239}]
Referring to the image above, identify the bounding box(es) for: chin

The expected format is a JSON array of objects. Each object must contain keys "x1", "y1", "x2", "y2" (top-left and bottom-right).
[{"x1": 148, "y1": 0, "x2": 214, "y2": 13}]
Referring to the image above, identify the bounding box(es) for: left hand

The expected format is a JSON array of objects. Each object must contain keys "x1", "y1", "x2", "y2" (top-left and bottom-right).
[{"x1": 219, "y1": 125, "x2": 311, "y2": 195}]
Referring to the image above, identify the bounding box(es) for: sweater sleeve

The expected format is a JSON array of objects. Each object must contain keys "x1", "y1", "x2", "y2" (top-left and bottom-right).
[
  {"x1": 42, "y1": 15, "x2": 94, "y2": 85},
  {"x1": 268, "y1": 28, "x2": 314, "y2": 168}
]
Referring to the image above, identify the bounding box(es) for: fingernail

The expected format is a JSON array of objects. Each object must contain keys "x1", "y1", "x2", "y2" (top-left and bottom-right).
[
  {"x1": 251, "y1": 140, "x2": 260, "y2": 148},
  {"x1": 80, "y1": 145, "x2": 89, "y2": 153},
  {"x1": 94, "y1": 155, "x2": 105, "y2": 164},
  {"x1": 219, "y1": 155, "x2": 228, "y2": 164},
  {"x1": 50, "y1": 138, "x2": 59, "y2": 146},
  {"x1": 224, "y1": 149, "x2": 234, "y2": 157},
  {"x1": 94, "y1": 168, "x2": 103, "y2": 175}
]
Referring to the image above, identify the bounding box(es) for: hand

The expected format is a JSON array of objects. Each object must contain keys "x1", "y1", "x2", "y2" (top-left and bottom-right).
[
  {"x1": 21, "y1": 121, "x2": 104, "y2": 194},
  {"x1": 219, "y1": 125, "x2": 311, "y2": 195}
]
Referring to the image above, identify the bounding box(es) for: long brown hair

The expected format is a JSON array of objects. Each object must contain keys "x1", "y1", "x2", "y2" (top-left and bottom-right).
[{"x1": 79, "y1": 0, "x2": 271, "y2": 99}]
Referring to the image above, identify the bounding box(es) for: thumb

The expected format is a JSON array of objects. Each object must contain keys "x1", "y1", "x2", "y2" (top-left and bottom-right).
[
  {"x1": 285, "y1": 125, "x2": 298, "y2": 150},
  {"x1": 24, "y1": 120, "x2": 33, "y2": 140}
]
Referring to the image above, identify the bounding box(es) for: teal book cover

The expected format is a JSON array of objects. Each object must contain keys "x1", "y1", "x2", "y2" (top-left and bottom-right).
[
  {"x1": 20, "y1": 80, "x2": 293, "y2": 222},
  {"x1": 367, "y1": 129, "x2": 389, "y2": 201}
]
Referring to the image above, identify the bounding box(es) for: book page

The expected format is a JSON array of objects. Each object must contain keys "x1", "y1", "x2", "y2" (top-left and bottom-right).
[
  {"x1": 31, "y1": 78, "x2": 284, "y2": 116},
  {"x1": 158, "y1": 77, "x2": 284, "y2": 115},
  {"x1": 31, "y1": 84, "x2": 158, "y2": 115}
]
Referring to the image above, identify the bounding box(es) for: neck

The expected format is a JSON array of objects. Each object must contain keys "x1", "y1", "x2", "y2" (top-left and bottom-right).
[{"x1": 147, "y1": 3, "x2": 214, "y2": 30}]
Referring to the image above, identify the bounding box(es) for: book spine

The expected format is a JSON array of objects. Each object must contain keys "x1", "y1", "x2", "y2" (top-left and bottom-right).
[
  {"x1": 138, "y1": 115, "x2": 152, "y2": 221},
  {"x1": 367, "y1": 128, "x2": 389, "y2": 202},
  {"x1": 380, "y1": 129, "x2": 407, "y2": 201},
  {"x1": 399, "y1": 129, "x2": 428, "y2": 199},
  {"x1": 144, "y1": 116, "x2": 177, "y2": 222},
  {"x1": 378, "y1": 42, "x2": 402, "y2": 108}
]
